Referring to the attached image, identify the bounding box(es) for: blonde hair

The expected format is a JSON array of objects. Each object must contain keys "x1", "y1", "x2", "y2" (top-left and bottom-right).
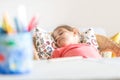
[{"x1": 51, "y1": 25, "x2": 81, "y2": 43}]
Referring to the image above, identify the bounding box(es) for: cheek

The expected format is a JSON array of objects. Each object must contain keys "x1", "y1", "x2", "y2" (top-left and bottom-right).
[
  {"x1": 63, "y1": 33, "x2": 71, "y2": 38},
  {"x1": 64, "y1": 33, "x2": 73, "y2": 39}
]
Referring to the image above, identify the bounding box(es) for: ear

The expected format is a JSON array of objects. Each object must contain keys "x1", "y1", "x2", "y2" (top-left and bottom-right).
[{"x1": 73, "y1": 29, "x2": 78, "y2": 36}]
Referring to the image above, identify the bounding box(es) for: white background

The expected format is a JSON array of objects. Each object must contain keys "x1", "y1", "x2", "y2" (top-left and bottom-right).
[{"x1": 0, "y1": 0, "x2": 120, "y2": 36}]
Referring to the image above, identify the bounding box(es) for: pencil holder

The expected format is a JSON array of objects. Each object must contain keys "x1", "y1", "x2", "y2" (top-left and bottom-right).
[{"x1": 0, "y1": 32, "x2": 33, "y2": 74}]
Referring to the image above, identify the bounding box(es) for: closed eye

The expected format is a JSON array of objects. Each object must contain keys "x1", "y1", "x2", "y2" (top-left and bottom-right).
[
  {"x1": 59, "y1": 31, "x2": 65, "y2": 35},
  {"x1": 54, "y1": 31, "x2": 66, "y2": 42},
  {"x1": 54, "y1": 32, "x2": 63, "y2": 42}
]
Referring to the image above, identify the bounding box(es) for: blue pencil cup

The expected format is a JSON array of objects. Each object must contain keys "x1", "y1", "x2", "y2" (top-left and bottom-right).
[{"x1": 0, "y1": 32, "x2": 33, "y2": 74}]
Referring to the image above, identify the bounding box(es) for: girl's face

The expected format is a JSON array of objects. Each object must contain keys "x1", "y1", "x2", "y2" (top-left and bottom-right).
[{"x1": 53, "y1": 28, "x2": 78, "y2": 48}]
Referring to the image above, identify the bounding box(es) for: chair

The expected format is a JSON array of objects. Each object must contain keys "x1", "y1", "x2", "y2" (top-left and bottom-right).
[{"x1": 96, "y1": 34, "x2": 120, "y2": 57}]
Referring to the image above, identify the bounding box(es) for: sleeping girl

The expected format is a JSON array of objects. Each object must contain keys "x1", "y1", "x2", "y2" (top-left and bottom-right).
[{"x1": 51, "y1": 25, "x2": 102, "y2": 58}]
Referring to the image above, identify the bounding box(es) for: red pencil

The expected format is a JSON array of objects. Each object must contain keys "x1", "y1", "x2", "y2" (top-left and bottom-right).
[{"x1": 28, "y1": 16, "x2": 39, "y2": 32}]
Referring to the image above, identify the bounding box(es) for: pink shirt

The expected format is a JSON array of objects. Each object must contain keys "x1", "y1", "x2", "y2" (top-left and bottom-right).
[{"x1": 51, "y1": 43, "x2": 101, "y2": 58}]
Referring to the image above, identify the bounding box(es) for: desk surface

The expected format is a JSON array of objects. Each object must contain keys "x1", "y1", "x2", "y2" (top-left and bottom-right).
[{"x1": 0, "y1": 57, "x2": 120, "y2": 80}]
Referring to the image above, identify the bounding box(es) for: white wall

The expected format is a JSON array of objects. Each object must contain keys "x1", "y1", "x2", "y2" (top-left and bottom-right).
[{"x1": 0, "y1": 0, "x2": 120, "y2": 36}]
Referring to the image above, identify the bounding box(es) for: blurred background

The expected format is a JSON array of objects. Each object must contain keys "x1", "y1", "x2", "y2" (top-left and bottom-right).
[{"x1": 0, "y1": 0, "x2": 120, "y2": 36}]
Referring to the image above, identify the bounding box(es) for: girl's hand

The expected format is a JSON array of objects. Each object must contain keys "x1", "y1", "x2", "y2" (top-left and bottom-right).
[{"x1": 33, "y1": 46, "x2": 40, "y2": 60}]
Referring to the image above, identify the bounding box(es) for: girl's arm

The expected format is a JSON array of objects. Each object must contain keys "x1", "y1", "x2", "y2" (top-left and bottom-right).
[{"x1": 50, "y1": 49, "x2": 61, "y2": 58}]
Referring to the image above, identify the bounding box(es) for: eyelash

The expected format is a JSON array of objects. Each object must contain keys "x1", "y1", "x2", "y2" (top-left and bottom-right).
[
  {"x1": 54, "y1": 31, "x2": 66, "y2": 42},
  {"x1": 59, "y1": 32, "x2": 64, "y2": 35},
  {"x1": 54, "y1": 32, "x2": 64, "y2": 42}
]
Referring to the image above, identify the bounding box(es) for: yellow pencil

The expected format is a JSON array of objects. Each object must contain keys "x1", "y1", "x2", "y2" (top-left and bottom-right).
[{"x1": 2, "y1": 12, "x2": 15, "y2": 34}]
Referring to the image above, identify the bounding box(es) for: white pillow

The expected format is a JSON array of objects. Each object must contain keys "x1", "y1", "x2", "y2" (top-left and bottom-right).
[
  {"x1": 33, "y1": 27, "x2": 54, "y2": 59},
  {"x1": 82, "y1": 28, "x2": 99, "y2": 50},
  {"x1": 80, "y1": 27, "x2": 107, "y2": 36}
]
